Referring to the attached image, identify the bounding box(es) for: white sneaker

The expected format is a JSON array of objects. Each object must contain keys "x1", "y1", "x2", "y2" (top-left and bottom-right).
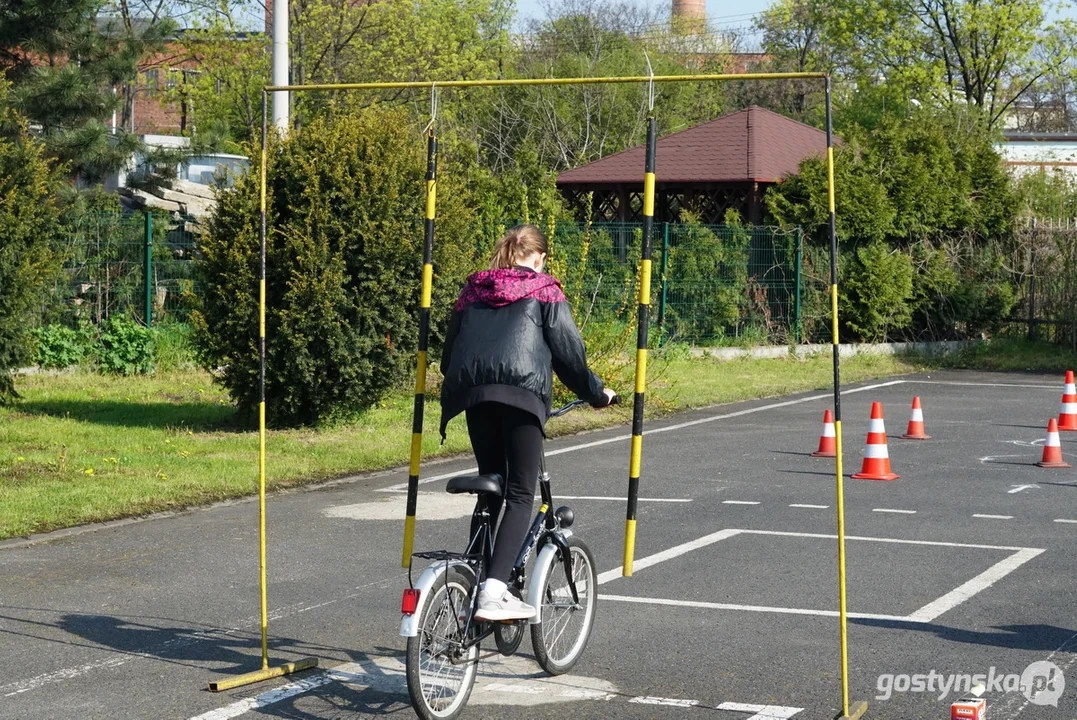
[{"x1": 474, "y1": 589, "x2": 537, "y2": 621}]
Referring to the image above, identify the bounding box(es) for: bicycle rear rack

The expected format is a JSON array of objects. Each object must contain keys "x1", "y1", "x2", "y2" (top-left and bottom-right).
[{"x1": 412, "y1": 550, "x2": 480, "y2": 562}]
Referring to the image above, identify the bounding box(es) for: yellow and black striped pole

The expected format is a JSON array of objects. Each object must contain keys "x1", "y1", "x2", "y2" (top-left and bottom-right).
[
  {"x1": 208, "y1": 91, "x2": 318, "y2": 692},
  {"x1": 624, "y1": 117, "x2": 656, "y2": 577},
  {"x1": 827, "y1": 79, "x2": 866, "y2": 720},
  {"x1": 402, "y1": 130, "x2": 437, "y2": 568}
]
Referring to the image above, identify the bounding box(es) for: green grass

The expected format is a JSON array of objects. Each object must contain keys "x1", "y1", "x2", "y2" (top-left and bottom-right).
[{"x1": 2, "y1": 338, "x2": 1070, "y2": 541}]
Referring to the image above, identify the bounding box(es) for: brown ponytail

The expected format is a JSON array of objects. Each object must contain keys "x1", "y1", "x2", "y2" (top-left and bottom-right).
[{"x1": 489, "y1": 224, "x2": 549, "y2": 270}]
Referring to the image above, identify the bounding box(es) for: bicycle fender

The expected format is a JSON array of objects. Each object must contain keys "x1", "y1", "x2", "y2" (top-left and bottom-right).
[
  {"x1": 400, "y1": 560, "x2": 475, "y2": 637},
  {"x1": 525, "y1": 530, "x2": 573, "y2": 626}
]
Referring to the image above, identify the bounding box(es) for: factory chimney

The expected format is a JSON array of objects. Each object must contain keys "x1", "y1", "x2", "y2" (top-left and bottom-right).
[{"x1": 672, "y1": 0, "x2": 706, "y2": 32}]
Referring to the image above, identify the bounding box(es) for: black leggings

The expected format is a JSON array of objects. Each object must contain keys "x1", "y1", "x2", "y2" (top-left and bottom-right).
[{"x1": 465, "y1": 402, "x2": 543, "y2": 584}]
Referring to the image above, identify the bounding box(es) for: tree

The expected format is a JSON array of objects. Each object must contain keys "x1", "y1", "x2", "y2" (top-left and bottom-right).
[
  {"x1": 164, "y1": 1, "x2": 268, "y2": 148},
  {"x1": 0, "y1": 0, "x2": 176, "y2": 181},
  {"x1": 823, "y1": 0, "x2": 1077, "y2": 128},
  {"x1": 473, "y1": 0, "x2": 728, "y2": 175},
  {"x1": 765, "y1": 107, "x2": 1015, "y2": 246},
  {"x1": 191, "y1": 108, "x2": 484, "y2": 426},
  {"x1": 0, "y1": 84, "x2": 60, "y2": 403}
]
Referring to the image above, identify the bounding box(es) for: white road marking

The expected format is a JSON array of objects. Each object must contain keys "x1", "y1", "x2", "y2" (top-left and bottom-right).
[
  {"x1": 972, "y1": 514, "x2": 1013, "y2": 520},
  {"x1": 872, "y1": 508, "x2": 916, "y2": 514},
  {"x1": 599, "y1": 594, "x2": 912, "y2": 623},
  {"x1": 985, "y1": 630, "x2": 1077, "y2": 718},
  {"x1": 629, "y1": 696, "x2": 699, "y2": 707},
  {"x1": 716, "y1": 701, "x2": 804, "y2": 718},
  {"x1": 597, "y1": 528, "x2": 740, "y2": 584},
  {"x1": 789, "y1": 504, "x2": 829, "y2": 509},
  {"x1": 598, "y1": 528, "x2": 1044, "y2": 623},
  {"x1": 1054, "y1": 519, "x2": 1077, "y2": 524},
  {"x1": 322, "y1": 493, "x2": 691, "y2": 520},
  {"x1": 723, "y1": 500, "x2": 760, "y2": 505},
  {"x1": 908, "y1": 380, "x2": 1058, "y2": 389},
  {"x1": 1009, "y1": 484, "x2": 1040, "y2": 493},
  {"x1": 906, "y1": 548, "x2": 1044, "y2": 622},
  {"x1": 378, "y1": 380, "x2": 907, "y2": 492},
  {"x1": 980, "y1": 454, "x2": 1027, "y2": 464},
  {"x1": 189, "y1": 655, "x2": 620, "y2": 719}
]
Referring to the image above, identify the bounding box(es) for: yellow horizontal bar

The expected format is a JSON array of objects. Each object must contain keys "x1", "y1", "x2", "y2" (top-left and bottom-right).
[
  {"x1": 266, "y1": 72, "x2": 828, "y2": 93},
  {"x1": 208, "y1": 657, "x2": 319, "y2": 692}
]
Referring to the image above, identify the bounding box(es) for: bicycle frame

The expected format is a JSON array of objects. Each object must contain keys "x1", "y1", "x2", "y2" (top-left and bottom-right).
[
  {"x1": 402, "y1": 399, "x2": 595, "y2": 639},
  {"x1": 402, "y1": 467, "x2": 577, "y2": 638}
]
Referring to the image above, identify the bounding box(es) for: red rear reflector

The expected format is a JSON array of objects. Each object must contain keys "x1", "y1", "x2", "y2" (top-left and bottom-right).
[{"x1": 402, "y1": 588, "x2": 420, "y2": 615}]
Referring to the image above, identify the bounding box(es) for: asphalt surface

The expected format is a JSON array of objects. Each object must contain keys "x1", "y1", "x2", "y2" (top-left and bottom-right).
[{"x1": 3, "y1": 369, "x2": 1077, "y2": 720}]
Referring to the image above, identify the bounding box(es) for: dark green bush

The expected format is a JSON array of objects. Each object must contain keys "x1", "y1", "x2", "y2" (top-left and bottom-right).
[
  {"x1": 31, "y1": 325, "x2": 90, "y2": 369},
  {"x1": 840, "y1": 241, "x2": 914, "y2": 341},
  {"x1": 193, "y1": 108, "x2": 482, "y2": 426},
  {"x1": 97, "y1": 315, "x2": 155, "y2": 375}
]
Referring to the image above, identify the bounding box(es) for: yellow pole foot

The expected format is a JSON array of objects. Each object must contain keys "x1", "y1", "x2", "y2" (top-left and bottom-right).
[
  {"x1": 836, "y1": 700, "x2": 868, "y2": 720},
  {"x1": 208, "y1": 657, "x2": 319, "y2": 692}
]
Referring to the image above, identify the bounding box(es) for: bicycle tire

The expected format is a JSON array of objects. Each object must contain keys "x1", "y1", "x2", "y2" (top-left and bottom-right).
[
  {"x1": 530, "y1": 536, "x2": 598, "y2": 675},
  {"x1": 406, "y1": 567, "x2": 479, "y2": 720}
]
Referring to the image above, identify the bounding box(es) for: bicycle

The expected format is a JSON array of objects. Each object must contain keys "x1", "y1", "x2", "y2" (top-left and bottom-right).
[{"x1": 400, "y1": 398, "x2": 610, "y2": 720}]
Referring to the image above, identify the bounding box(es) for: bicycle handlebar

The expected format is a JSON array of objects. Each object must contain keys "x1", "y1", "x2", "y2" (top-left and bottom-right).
[{"x1": 548, "y1": 394, "x2": 621, "y2": 419}]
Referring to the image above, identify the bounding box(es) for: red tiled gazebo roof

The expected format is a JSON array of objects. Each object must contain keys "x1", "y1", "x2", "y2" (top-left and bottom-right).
[{"x1": 557, "y1": 105, "x2": 828, "y2": 186}]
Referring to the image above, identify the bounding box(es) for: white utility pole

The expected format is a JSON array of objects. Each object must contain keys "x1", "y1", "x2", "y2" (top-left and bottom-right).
[{"x1": 271, "y1": 0, "x2": 289, "y2": 133}]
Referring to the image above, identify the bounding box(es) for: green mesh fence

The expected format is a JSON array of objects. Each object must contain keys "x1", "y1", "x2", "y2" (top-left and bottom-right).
[
  {"x1": 514, "y1": 221, "x2": 803, "y2": 346},
  {"x1": 48, "y1": 212, "x2": 199, "y2": 327}
]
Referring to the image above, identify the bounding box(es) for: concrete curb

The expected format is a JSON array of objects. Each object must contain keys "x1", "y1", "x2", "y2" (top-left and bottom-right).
[{"x1": 689, "y1": 339, "x2": 977, "y2": 361}]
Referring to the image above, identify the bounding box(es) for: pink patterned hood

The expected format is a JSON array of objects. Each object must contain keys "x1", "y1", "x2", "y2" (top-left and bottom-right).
[{"x1": 454, "y1": 267, "x2": 566, "y2": 311}]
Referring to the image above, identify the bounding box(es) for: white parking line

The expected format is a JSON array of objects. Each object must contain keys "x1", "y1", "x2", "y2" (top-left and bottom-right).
[
  {"x1": 629, "y1": 696, "x2": 699, "y2": 707},
  {"x1": 598, "y1": 528, "x2": 1044, "y2": 624},
  {"x1": 908, "y1": 380, "x2": 1058, "y2": 389},
  {"x1": 1054, "y1": 519, "x2": 1077, "y2": 524},
  {"x1": 972, "y1": 514, "x2": 1013, "y2": 520},
  {"x1": 716, "y1": 701, "x2": 804, "y2": 718},
  {"x1": 790, "y1": 504, "x2": 829, "y2": 509},
  {"x1": 379, "y1": 380, "x2": 906, "y2": 492},
  {"x1": 599, "y1": 594, "x2": 911, "y2": 622},
  {"x1": 723, "y1": 500, "x2": 760, "y2": 505},
  {"x1": 872, "y1": 508, "x2": 916, "y2": 514}
]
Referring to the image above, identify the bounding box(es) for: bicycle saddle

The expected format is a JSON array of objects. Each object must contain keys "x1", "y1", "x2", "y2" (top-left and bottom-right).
[{"x1": 445, "y1": 474, "x2": 504, "y2": 497}]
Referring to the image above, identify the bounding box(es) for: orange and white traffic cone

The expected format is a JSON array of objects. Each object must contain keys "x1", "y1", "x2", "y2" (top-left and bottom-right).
[
  {"x1": 1058, "y1": 370, "x2": 1077, "y2": 431},
  {"x1": 852, "y1": 402, "x2": 899, "y2": 480},
  {"x1": 811, "y1": 409, "x2": 837, "y2": 457},
  {"x1": 901, "y1": 396, "x2": 931, "y2": 440},
  {"x1": 1037, "y1": 418, "x2": 1072, "y2": 468}
]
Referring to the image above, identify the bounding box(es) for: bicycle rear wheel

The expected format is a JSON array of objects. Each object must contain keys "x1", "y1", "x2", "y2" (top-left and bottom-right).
[
  {"x1": 406, "y1": 567, "x2": 479, "y2": 720},
  {"x1": 530, "y1": 536, "x2": 598, "y2": 675}
]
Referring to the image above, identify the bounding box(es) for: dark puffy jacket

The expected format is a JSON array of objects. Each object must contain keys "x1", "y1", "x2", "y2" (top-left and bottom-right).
[{"x1": 439, "y1": 266, "x2": 605, "y2": 437}]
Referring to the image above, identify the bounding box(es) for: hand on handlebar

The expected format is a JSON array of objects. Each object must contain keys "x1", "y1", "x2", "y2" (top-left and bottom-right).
[{"x1": 598, "y1": 388, "x2": 620, "y2": 408}]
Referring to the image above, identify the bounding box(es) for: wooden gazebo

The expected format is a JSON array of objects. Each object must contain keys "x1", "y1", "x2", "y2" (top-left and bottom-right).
[{"x1": 557, "y1": 106, "x2": 829, "y2": 225}]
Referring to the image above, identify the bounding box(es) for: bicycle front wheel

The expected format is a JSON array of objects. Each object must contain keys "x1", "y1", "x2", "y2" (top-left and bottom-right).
[
  {"x1": 530, "y1": 536, "x2": 598, "y2": 675},
  {"x1": 406, "y1": 567, "x2": 479, "y2": 720}
]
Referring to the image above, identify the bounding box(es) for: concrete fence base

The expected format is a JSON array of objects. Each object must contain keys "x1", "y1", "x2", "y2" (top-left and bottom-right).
[{"x1": 689, "y1": 340, "x2": 976, "y2": 362}]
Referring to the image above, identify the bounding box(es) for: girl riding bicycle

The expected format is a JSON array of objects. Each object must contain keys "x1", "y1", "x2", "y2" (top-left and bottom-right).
[{"x1": 440, "y1": 224, "x2": 616, "y2": 621}]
